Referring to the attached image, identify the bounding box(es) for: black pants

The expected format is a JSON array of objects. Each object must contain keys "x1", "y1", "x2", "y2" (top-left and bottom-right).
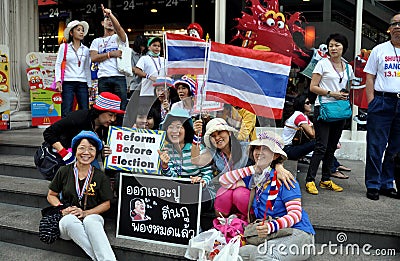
[{"x1": 306, "y1": 106, "x2": 345, "y2": 182}]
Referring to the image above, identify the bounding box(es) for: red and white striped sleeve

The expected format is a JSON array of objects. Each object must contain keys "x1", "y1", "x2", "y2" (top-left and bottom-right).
[
  {"x1": 219, "y1": 166, "x2": 255, "y2": 189},
  {"x1": 267, "y1": 200, "x2": 303, "y2": 234}
]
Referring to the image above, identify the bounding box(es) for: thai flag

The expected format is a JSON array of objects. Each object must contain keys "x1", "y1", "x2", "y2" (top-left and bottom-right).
[
  {"x1": 206, "y1": 42, "x2": 292, "y2": 119},
  {"x1": 165, "y1": 33, "x2": 209, "y2": 75}
]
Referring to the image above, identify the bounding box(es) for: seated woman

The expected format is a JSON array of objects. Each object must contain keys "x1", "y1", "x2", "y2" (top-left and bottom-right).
[
  {"x1": 46, "y1": 130, "x2": 116, "y2": 261},
  {"x1": 191, "y1": 118, "x2": 295, "y2": 220},
  {"x1": 158, "y1": 108, "x2": 215, "y2": 212},
  {"x1": 219, "y1": 131, "x2": 315, "y2": 261},
  {"x1": 282, "y1": 94, "x2": 316, "y2": 160}
]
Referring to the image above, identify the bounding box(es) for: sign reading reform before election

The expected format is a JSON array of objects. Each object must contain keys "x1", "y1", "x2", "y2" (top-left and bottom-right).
[{"x1": 105, "y1": 127, "x2": 166, "y2": 174}]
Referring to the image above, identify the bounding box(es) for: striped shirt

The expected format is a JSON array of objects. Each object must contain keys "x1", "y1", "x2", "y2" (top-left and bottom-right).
[{"x1": 161, "y1": 143, "x2": 213, "y2": 185}]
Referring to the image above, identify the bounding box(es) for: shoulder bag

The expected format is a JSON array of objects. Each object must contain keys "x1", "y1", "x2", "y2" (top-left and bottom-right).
[
  {"x1": 317, "y1": 63, "x2": 352, "y2": 122},
  {"x1": 38, "y1": 173, "x2": 93, "y2": 244},
  {"x1": 33, "y1": 141, "x2": 65, "y2": 181},
  {"x1": 117, "y1": 37, "x2": 133, "y2": 77},
  {"x1": 243, "y1": 188, "x2": 293, "y2": 245},
  {"x1": 50, "y1": 43, "x2": 68, "y2": 90}
]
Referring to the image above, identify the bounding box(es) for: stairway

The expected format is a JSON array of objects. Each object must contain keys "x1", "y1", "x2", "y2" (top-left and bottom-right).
[
  {"x1": 0, "y1": 128, "x2": 399, "y2": 260},
  {"x1": 0, "y1": 128, "x2": 187, "y2": 260}
]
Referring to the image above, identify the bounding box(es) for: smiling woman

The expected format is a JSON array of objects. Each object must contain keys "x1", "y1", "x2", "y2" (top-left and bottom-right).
[{"x1": 46, "y1": 130, "x2": 116, "y2": 260}]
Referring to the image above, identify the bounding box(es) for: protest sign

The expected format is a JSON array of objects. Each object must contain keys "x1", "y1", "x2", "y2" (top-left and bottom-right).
[
  {"x1": 105, "y1": 126, "x2": 165, "y2": 174},
  {"x1": 116, "y1": 173, "x2": 202, "y2": 247}
]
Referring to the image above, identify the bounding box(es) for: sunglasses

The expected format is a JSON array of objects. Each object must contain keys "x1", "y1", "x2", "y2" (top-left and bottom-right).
[
  {"x1": 389, "y1": 22, "x2": 400, "y2": 27},
  {"x1": 305, "y1": 101, "x2": 311, "y2": 105}
]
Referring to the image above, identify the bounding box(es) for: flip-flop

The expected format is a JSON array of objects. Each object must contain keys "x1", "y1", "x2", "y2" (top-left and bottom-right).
[
  {"x1": 337, "y1": 165, "x2": 351, "y2": 172},
  {"x1": 330, "y1": 171, "x2": 349, "y2": 179}
]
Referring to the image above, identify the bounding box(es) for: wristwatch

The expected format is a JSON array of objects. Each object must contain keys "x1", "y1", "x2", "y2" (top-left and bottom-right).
[{"x1": 326, "y1": 91, "x2": 331, "y2": 98}]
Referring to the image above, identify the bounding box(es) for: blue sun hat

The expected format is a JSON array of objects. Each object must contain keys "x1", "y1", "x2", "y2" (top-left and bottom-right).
[
  {"x1": 160, "y1": 108, "x2": 192, "y2": 131},
  {"x1": 71, "y1": 130, "x2": 103, "y2": 151}
]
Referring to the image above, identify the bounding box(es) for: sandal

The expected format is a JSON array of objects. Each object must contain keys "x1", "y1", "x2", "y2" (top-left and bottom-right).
[
  {"x1": 337, "y1": 165, "x2": 351, "y2": 172},
  {"x1": 330, "y1": 171, "x2": 349, "y2": 179}
]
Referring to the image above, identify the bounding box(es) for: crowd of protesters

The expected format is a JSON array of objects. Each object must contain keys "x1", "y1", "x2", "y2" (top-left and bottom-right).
[{"x1": 40, "y1": 6, "x2": 400, "y2": 260}]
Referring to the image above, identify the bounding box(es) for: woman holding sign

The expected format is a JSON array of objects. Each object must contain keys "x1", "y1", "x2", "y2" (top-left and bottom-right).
[
  {"x1": 158, "y1": 108, "x2": 215, "y2": 212},
  {"x1": 46, "y1": 130, "x2": 116, "y2": 260}
]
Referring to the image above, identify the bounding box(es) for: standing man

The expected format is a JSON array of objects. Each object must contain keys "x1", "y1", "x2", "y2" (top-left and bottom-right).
[
  {"x1": 90, "y1": 4, "x2": 128, "y2": 125},
  {"x1": 364, "y1": 13, "x2": 400, "y2": 200}
]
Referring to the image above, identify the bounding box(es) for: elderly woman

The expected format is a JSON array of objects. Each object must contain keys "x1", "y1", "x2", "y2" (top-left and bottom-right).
[
  {"x1": 158, "y1": 108, "x2": 215, "y2": 211},
  {"x1": 219, "y1": 131, "x2": 315, "y2": 261},
  {"x1": 46, "y1": 130, "x2": 116, "y2": 260},
  {"x1": 191, "y1": 118, "x2": 294, "y2": 220}
]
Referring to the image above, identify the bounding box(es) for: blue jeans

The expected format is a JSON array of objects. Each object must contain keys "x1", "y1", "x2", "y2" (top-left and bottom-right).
[
  {"x1": 283, "y1": 140, "x2": 316, "y2": 160},
  {"x1": 98, "y1": 76, "x2": 127, "y2": 111},
  {"x1": 365, "y1": 95, "x2": 400, "y2": 190},
  {"x1": 98, "y1": 76, "x2": 127, "y2": 125},
  {"x1": 61, "y1": 81, "x2": 89, "y2": 118}
]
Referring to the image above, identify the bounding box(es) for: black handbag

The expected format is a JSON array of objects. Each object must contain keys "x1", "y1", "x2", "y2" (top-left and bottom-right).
[
  {"x1": 285, "y1": 125, "x2": 311, "y2": 146},
  {"x1": 38, "y1": 204, "x2": 68, "y2": 244},
  {"x1": 34, "y1": 142, "x2": 64, "y2": 181}
]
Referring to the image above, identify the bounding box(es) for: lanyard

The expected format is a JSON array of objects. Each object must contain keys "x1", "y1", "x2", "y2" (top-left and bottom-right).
[
  {"x1": 73, "y1": 163, "x2": 93, "y2": 203},
  {"x1": 151, "y1": 56, "x2": 161, "y2": 73},
  {"x1": 329, "y1": 58, "x2": 344, "y2": 83},
  {"x1": 220, "y1": 151, "x2": 233, "y2": 172},
  {"x1": 70, "y1": 43, "x2": 83, "y2": 67}
]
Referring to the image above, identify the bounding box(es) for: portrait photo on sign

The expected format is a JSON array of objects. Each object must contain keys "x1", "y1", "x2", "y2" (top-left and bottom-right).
[{"x1": 130, "y1": 198, "x2": 151, "y2": 221}]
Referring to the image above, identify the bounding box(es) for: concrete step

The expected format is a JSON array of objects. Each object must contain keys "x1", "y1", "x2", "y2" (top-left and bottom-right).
[
  {"x1": 0, "y1": 143, "x2": 38, "y2": 157},
  {"x1": 0, "y1": 203, "x2": 187, "y2": 260},
  {"x1": 0, "y1": 175, "x2": 49, "y2": 208},
  {"x1": 0, "y1": 154, "x2": 40, "y2": 179},
  {"x1": 0, "y1": 241, "x2": 87, "y2": 261}
]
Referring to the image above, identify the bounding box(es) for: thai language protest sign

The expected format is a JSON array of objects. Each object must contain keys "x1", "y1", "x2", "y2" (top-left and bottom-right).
[{"x1": 117, "y1": 174, "x2": 202, "y2": 247}]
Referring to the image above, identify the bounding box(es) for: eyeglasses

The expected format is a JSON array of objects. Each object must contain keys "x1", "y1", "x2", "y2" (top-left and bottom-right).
[
  {"x1": 167, "y1": 125, "x2": 183, "y2": 131},
  {"x1": 305, "y1": 101, "x2": 311, "y2": 105},
  {"x1": 389, "y1": 22, "x2": 400, "y2": 27},
  {"x1": 77, "y1": 146, "x2": 96, "y2": 153}
]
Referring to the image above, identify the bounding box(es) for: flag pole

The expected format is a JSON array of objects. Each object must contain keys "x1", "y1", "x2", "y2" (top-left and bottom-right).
[{"x1": 198, "y1": 33, "x2": 210, "y2": 120}]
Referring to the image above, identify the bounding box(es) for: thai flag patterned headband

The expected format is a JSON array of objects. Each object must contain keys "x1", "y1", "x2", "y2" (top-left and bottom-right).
[{"x1": 257, "y1": 131, "x2": 284, "y2": 149}]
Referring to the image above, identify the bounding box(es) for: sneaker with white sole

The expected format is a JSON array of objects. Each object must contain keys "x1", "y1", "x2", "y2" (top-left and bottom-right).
[{"x1": 319, "y1": 180, "x2": 343, "y2": 192}]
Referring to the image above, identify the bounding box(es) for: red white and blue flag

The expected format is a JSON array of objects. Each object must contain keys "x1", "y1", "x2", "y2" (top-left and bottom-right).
[
  {"x1": 165, "y1": 33, "x2": 209, "y2": 75},
  {"x1": 206, "y1": 42, "x2": 292, "y2": 119}
]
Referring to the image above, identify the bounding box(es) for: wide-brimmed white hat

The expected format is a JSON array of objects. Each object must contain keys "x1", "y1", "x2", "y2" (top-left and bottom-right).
[
  {"x1": 250, "y1": 131, "x2": 287, "y2": 160},
  {"x1": 63, "y1": 20, "x2": 89, "y2": 41},
  {"x1": 203, "y1": 118, "x2": 238, "y2": 149}
]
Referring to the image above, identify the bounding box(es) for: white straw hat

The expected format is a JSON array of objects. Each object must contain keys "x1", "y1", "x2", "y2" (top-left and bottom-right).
[
  {"x1": 203, "y1": 118, "x2": 238, "y2": 149},
  {"x1": 63, "y1": 20, "x2": 89, "y2": 41},
  {"x1": 250, "y1": 131, "x2": 287, "y2": 160}
]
